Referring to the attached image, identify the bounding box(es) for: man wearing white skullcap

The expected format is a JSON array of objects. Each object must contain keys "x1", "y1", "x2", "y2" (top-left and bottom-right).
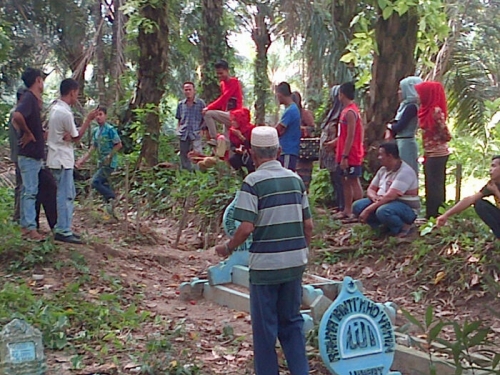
[{"x1": 215, "y1": 125, "x2": 313, "y2": 375}]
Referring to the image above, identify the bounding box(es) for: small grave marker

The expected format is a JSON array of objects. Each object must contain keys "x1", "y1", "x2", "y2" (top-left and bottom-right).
[
  {"x1": 319, "y1": 277, "x2": 400, "y2": 375},
  {"x1": 0, "y1": 319, "x2": 46, "y2": 375}
]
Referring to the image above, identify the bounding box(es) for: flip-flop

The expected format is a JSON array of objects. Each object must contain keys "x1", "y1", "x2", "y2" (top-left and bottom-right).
[{"x1": 396, "y1": 225, "x2": 415, "y2": 238}]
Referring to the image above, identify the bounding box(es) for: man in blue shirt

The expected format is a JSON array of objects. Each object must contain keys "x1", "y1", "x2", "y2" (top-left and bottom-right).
[
  {"x1": 175, "y1": 82, "x2": 206, "y2": 171},
  {"x1": 275, "y1": 82, "x2": 301, "y2": 171},
  {"x1": 76, "y1": 106, "x2": 122, "y2": 216}
]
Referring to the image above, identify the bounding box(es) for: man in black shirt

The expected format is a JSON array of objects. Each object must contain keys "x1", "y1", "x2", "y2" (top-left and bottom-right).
[
  {"x1": 11, "y1": 68, "x2": 46, "y2": 241},
  {"x1": 437, "y1": 155, "x2": 500, "y2": 239}
]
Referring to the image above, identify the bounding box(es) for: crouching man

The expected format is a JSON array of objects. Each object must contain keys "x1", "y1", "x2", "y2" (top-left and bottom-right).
[
  {"x1": 437, "y1": 155, "x2": 500, "y2": 239},
  {"x1": 353, "y1": 142, "x2": 420, "y2": 237}
]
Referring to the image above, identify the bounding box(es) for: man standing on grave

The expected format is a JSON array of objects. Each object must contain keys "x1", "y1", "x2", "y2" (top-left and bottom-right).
[
  {"x1": 352, "y1": 142, "x2": 420, "y2": 237},
  {"x1": 214, "y1": 126, "x2": 313, "y2": 375},
  {"x1": 75, "y1": 106, "x2": 122, "y2": 215},
  {"x1": 335, "y1": 81, "x2": 364, "y2": 220},
  {"x1": 437, "y1": 155, "x2": 500, "y2": 239},
  {"x1": 174, "y1": 82, "x2": 205, "y2": 170},
  {"x1": 11, "y1": 68, "x2": 46, "y2": 241},
  {"x1": 275, "y1": 82, "x2": 301, "y2": 171},
  {"x1": 202, "y1": 60, "x2": 243, "y2": 144},
  {"x1": 47, "y1": 78, "x2": 98, "y2": 244}
]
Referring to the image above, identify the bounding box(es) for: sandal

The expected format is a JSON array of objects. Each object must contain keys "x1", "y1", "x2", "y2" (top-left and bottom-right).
[{"x1": 395, "y1": 225, "x2": 415, "y2": 238}]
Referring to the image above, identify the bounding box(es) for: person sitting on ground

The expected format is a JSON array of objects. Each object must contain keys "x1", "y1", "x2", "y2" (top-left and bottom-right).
[
  {"x1": 228, "y1": 108, "x2": 255, "y2": 174},
  {"x1": 436, "y1": 155, "x2": 500, "y2": 240},
  {"x1": 353, "y1": 142, "x2": 420, "y2": 237},
  {"x1": 75, "y1": 106, "x2": 122, "y2": 216},
  {"x1": 202, "y1": 60, "x2": 243, "y2": 145}
]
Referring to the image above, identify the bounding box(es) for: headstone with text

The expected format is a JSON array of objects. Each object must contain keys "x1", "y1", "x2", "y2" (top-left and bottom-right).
[
  {"x1": 319, "y1": 277, "x2": 401, "y2": 375},
  {"x1": 0, "y1": 319, "x2": 46, "y2": 375}
]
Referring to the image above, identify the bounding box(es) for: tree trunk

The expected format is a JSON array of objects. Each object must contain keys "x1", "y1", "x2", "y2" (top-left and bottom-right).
[
  {"x1": 365, "y1": 9, "x2": 418, "y2": 172},
  {"x1": 93, "y1": 0, "x2": 107, "y2": 105},
  {"x1": 305, "y1": 40, "x2": 323, "y2": 113},
  {"x1": 111, "y1": 0, "x2": 127, "y2": 104},
  {"x1": 251, "y1": 5, "x2": 271, "y2": 125},
  {"x1": 129, "y1": 1, "x2": 169, "y2": 168},
  {"x1": 200, "y1": 0, "x2": 228, "y2": 102}
]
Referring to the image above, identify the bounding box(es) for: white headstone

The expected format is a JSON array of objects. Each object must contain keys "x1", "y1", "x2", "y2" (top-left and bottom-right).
[{"x1": 0, "y1": 319, "x2": 46, "y2": 375}]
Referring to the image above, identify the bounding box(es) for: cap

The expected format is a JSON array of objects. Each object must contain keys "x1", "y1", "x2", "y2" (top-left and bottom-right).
[{"x1": 251, "y1": 126, "x2": 279, "y2": 148}]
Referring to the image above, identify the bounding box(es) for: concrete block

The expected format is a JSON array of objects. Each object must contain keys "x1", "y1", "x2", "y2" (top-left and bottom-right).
[
  {"x1": 310, "y1": 295, "x2": 333, "y2": 323},
  {"x1": 203, "y1": 284, "x2": 250, "y2": 313}
]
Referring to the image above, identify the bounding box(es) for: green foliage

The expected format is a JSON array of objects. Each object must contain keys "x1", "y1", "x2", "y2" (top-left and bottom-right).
[{"x1": 402, "y1": 306, "x2": 500, "y2": 375}]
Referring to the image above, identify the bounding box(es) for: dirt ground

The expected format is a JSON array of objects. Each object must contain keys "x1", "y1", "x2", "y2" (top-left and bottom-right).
[{"x1": 2, "y1": 197, "x2": 499, "y2": 374}]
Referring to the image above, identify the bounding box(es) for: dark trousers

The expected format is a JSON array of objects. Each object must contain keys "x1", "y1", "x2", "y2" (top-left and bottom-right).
[
  {"x1": 14, "y1": 164, "x2": 57, "y2": 229},
  {"x1": 330, "y1": 168, "x2": 345, "y2": 210},
  {"x1": 474, "y1": 199, "x2": 500, "y2": 239},
  {"x1": 229, "y1": 152, "x2": 255, "y2": 173},
  {"x1": 92, "y1": 166, "x2": 115, "y2": 202},
  {"x1": 249, "y1": 278, "x2": 309, "y2": 375},
  {"x1": 424, "y1": 155, "x2": 448, "y2": 218}
]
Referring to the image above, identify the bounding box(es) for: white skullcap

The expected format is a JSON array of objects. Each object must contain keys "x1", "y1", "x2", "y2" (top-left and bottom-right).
[{"x1": 251, "y1": 126, "x2": 279, "y2": 148}]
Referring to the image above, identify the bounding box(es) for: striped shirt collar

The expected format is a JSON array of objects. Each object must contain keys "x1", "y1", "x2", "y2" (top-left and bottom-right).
[{"x1": 256, "y1": 160, "x2": 282, "y2": 170}]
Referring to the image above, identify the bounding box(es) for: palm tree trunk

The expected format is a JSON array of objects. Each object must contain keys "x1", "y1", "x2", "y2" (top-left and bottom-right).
[
  {"x1": 129, "y1": 1, "x2": 169, "y2": 168},
  {"x1": 93, "y1": 0, "x2": 107, "y2": 105},
  {"x1": 200, "y1": 0, "x2": 228, "y2": 102},
  {"x1": 365, "y1": 9, "x2": 419, "y2": 172},
  {"x1": 251, "y1": 6, "x2": 271, "y2": 125}
]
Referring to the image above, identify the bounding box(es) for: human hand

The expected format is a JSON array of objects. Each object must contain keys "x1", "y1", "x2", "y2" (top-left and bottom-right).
[
  {"x1": 87, "y1": 108, "x2": 99, "y2": 121},
  {"x1": 63, "y1": 132, "x2": 73, "y2": 142},
  {"x1": 20, "y1": 132, "x2": 36, "y2": 148},
  {"x1": 75, "y1": 160, "x2": 83, "y2": 169},
  {"x1": 384, "y1": 129, "x2": 393, "y2": 140},
  {"x1": 436, "y1": 215, "x2": 447, "y2": 228},
  {"x1": 340, "y1": 158, "x2": 349, "y2": 170},
  {"x1": 202, "y1": 108, "x2": 208, "y2": 116},
  {"x1": 215, "y1": 244, "x2": 230, "y2": 257},
  {"x1": 359, "y1": 207, "x2": 373, "y2": 223}
]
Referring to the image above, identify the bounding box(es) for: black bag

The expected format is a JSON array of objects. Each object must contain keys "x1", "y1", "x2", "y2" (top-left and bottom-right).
[
  {"x1": 227, "y1": 97, "x2": 237, "y2": 111},
  {"x1": 299, "y1": 138, "x2": 320, "y2": 161}
]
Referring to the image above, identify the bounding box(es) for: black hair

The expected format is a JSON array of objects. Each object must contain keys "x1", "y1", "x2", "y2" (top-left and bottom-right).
[
  {"x1": 339, "y1": 82, "x2": 355, "y2": 100},
  {"x1": 16, "y1": 86, "x2": 27, "y2": 101},
  {"x1": 21, "y1": 68, "x2": 43, "y2": 88},
  {"x1": 183, "y1": 81, "x2": 195, "y2": 88},
  {"x1": 97, "y1": 106, "x2": 107, "y2": 114},
  {"x1": 380, "y1": 142, "x2": 400, "y2": 159},
  {"x1": 276, "y1": 82, "x2": 292, "y2": 97},
  {"x1": 493, "y1": 155, "x2": 500, "y2": 161},
  {"x1": 60, "y1": 78, "x2": 79, "y2": 96},
  {"x1": 214, "y1": 60, "x2": 229, "y2": 70}
]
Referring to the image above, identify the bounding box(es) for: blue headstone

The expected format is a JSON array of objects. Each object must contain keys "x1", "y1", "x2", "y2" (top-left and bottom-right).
[
  {"x1": 318, "y1": 277, "x2": 399, "y2": 375},
  {"x1": 208, "y1": 191, "x2": 251, "y2": 285}
]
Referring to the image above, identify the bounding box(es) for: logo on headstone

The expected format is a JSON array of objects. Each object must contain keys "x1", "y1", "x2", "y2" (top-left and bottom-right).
[{"x1": 319, "y1": 277, "x2": 396, "y2": 375}]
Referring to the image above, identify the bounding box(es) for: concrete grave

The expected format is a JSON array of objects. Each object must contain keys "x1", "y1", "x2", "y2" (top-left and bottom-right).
[
  {"x1": 319, "y1": 277, "x2": 400, "y2": 375},
  {"x1": 0, "y1": 319, "x2": 46, "y2": 375}
]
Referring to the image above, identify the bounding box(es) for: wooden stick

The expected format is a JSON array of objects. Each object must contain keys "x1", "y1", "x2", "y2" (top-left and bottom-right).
[
  {"x1": 455, "y1": 163, "x2": 462, "y2": 203},
  {"x1": 175, "y1": 195, "x2": 193, "y2": 249}
]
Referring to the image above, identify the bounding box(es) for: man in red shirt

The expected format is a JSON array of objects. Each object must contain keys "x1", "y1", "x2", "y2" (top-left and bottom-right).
[
  {"x1": 202, "y1": 60, "x2": 243, "y2": 144},
  {"x1": 335, "y1": 82, "x2": 364, "y2": 220}
]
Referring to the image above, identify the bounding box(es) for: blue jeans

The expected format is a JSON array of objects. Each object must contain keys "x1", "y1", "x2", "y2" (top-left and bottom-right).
[
  {"x1": 18, "y1": 156, "x2": 42, "y2": 230},
  {"x1": 353, "y1": 198, "x2": 417, "y2": 235},
  {"x1": 250, "y1": 278, "x2": 309, "y2": 375},
  {"x1": 51, "y1": 168, "x2": 76, "y2": 236},
  {"x1": 92, "y1": 167, "x2": 115, "y2": 201}
]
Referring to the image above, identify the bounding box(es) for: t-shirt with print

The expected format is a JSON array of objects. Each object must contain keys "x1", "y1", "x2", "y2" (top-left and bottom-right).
[
  {"x1": 92, "y1": 123, "x2": 121, "y2": 169},
  {"x1": 46, "y1": 99, "x2": 79, "y2": 169},
  {"x1": 278, "y1": 103, "x2": 301, "y2": 156},
  {"x1": 370, "y1": 161, "x2": 420, "y2": 212},
  {"x1": 15, "y1": 91, "x2": 45, "y2": 160},
  {"x1": 480, "y1": 181, "x2": 500, "y2": 208}
]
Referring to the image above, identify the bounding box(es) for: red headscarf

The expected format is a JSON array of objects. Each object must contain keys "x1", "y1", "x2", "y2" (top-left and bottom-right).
[
  {"x1": 415, "y1": 81, "x2": 448, "y2": 133},
  {"x1": 229, "y1": 108, "x2": 254, "y2": 147}
]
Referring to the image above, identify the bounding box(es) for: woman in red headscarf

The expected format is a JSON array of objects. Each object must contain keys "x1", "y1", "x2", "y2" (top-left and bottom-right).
[
  {"x1": 228, "y1": 108, "x2": 255, "y2": 173},
  {"x1": 415, "y1": 81, "x2": 452, "y2": 219}
]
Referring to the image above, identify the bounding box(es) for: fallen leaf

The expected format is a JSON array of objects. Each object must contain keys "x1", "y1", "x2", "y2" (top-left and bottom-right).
[
  {"x1": 470, "y1": 274, "x2": 480, "y2": 287},
  {"x1": 434, "y1": 271, "x2": 446, "y2": 285},
  {"x1": 224, "y1": 355, "x2": 235, "y2": 361},
  {"x1": 468, "y1": 255, "x2": 480, "y2": 263}
]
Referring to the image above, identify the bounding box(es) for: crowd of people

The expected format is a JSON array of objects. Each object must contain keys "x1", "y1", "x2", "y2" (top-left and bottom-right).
[{"x1": 10, "y1": 67, "x2": 122, "y2": 244}]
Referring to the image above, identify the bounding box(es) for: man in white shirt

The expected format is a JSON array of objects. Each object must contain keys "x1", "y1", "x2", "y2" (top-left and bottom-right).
[
  {"x1": 47, "y1": 78, "x2": 97, "y2": 244},
  {"x1": 353, "y1": 142, "x2": 420, "y2": 237}
]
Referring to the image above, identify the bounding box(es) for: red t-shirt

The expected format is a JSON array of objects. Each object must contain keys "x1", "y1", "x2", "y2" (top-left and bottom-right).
[
  {"x1": 336, "y1": 102, "x2": 364, "y2": 165},
  {"x1": 206, "y1": 77, "x2": 243, "y2": 111}
]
